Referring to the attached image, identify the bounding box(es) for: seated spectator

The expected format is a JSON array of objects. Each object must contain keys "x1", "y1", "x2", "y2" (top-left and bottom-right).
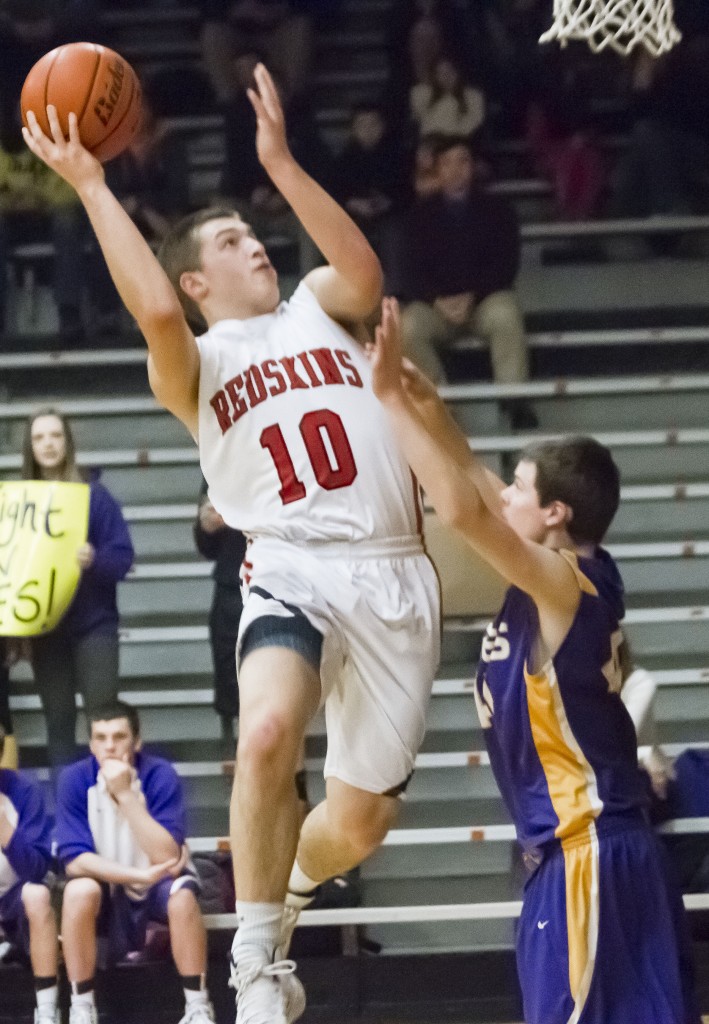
[
  {"x1": 648, "y1": 746, "x2": 709, "y2": 948},
  {"x1": 609, "y1": 42, "x2": 709, "y2": 224},
  {"x1": 329, "y1": 104, "x2": 409, "y2": 251},
  {"x1": 0, "y1": 107, "x2": 85, "y2": 342},
  {"x1": 199, "y1": 0, "x2": 319, "y2": 105},
  {"x1": 0, "y1": 724, "x2": 58, "y2": 1023},
  {"x1": 394, "y1": 136, "x2": 533, "y2": 425},
  {"x1": 412, "y1": 133, "x2": 442, "y2": 198},
  {"x1": 525, "y1": 99, "x2": 606, "y2": 221},
  {"x1": 55, "y1": 701, "x2": 215, "y2": 1024},
  {"x1": 410, "y1": 54, "x2": 486, "y2": 144}
]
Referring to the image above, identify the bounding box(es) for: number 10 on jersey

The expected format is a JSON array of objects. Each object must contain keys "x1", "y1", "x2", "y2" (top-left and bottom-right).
[{"x1": 260, "y1": 409, "x2": 358, "y2": 505}]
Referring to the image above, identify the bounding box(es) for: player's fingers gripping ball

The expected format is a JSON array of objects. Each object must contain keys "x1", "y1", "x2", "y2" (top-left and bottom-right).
[{"x1": 21, "y1": 41, "x2": 142, "y2": 162}]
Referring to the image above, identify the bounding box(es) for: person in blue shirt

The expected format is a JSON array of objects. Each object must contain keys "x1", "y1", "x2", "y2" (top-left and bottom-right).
[
  {"x1": 55, "y1": 700, "x2": 215, "y2": 1024},
  {"x1": 370, "y1": 298, "x2": 699, "y2": 1024},
  {"x1": 0, "y1": 724, "x2": 58, "y2": 1024},
  {"x1": 21, "y1": 408, "x2": 134, "y2": 770}
]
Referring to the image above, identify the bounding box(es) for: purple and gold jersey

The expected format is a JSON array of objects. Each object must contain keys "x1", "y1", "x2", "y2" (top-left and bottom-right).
[
  {"x1": 474, "y1": 547, "x2": 647, "y2": 853},
  {"x1": 474, "y1": 549, "x2": 699, "y2": 1023}
]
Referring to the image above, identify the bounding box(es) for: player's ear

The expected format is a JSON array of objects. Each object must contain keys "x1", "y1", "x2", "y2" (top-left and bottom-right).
[
  {"x1": 545, "y1": 499, "x2": 572, "y2": 530},
  {"x1": 180, "y1": 269, "x2": 207, "y2": 304}
]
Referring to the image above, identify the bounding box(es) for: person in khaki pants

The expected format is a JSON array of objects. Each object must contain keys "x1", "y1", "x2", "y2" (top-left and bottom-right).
[{"x1": 397, "y1": 135, "x2": 534, "y2": 427}]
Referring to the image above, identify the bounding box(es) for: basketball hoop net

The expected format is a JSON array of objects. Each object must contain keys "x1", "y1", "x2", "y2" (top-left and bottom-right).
[{"x1": 539, "y1": 0, "x2": 682, "y2": 56}]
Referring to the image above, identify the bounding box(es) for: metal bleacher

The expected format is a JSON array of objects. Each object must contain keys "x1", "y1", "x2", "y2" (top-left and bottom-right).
[{"x1": 3, "y1": 356, "x2": 709, "y2": 958}]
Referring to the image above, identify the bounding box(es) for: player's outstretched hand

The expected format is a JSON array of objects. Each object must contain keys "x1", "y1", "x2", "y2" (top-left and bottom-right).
[
  {"x1": 246, "y1": 63, "x2": 291, "y2": 172},
  {"x1": 370, "y1": 297, "x2": 406, "y2": 405},
  {"x1": 22, "y1": 106, "x2": 104, "y2": 194}
]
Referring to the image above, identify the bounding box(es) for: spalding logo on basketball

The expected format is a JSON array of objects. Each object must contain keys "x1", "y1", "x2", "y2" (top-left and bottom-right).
[{"x1": 21, "y1": 41, "x2": 143, "y2": 163}]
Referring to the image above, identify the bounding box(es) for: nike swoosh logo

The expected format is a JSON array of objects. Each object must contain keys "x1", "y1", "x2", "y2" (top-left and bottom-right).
[{"x1": 537, "y1": 920, "x2": 549, "y2": 930}]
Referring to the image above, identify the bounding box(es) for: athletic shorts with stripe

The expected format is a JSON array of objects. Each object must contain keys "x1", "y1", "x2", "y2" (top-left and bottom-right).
[
  {"x1": 517, "y1": 817, "x2": 700, "y2": 1024},
  {"x1": 237, "y1": 535, "x2": 441, "y2": 796}
]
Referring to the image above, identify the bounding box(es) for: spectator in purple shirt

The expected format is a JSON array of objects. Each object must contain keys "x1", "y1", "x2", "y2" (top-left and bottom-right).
[
  {"x1": 20, "y1": 408, "x2": 134, "y2": 771},
  {"x1": 0, "y1": 724, "x2": 58, "y2": 1024},
  {"x1": 56, "y1": 701, "x2": 214, "y2": 1024}
]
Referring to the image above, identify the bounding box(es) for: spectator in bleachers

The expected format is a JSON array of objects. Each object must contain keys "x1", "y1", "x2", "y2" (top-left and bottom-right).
[
  {"x1": 525, "y1": 98, "x2": 607, "y2": 221},
  {"x1": 55, "y1": 700, "x2": 215, "y2": 1024},
  {"x1": 609, "y1": 42, "x2": 709, "y2": 224},
  {"x1": 0, "y1": 105, "x2": 85, "y2": 343},
  {"x1": 394, "y1": 136, "x2": 534, "y2": 426},
  {"x1": 21, "y1": 409, "x2": 134, "y2": 772},
  {"x1": 219, "y1": 53, "x2": 327, "y2": 275},
  {"x1": 193, "y1": 479, "x2": 247, "y2": 758},
  {"x1": 329, "y1": 104, "x2": 409, "y2": 253},
  {"x1": 410, "y1": 54, "x2": 486, "y2": 145},
  {"x1": 412, "y1": 133, "x2": 442, "y2": 198},
  {"x1": 0, "y1": 723, "x2": 59, "y2": 1024},
  {"x1": 199, "y1": 0, "x2": 322, "y2": 106}
]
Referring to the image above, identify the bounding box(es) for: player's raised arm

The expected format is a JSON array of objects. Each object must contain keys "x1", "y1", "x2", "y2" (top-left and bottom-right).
[
  {"x1": 371, "y1": 299, "x2": 580, "y2": 620},
  {"x1": 22, "y1": 106, "x2": 199, "y2": 432},
  {"x1": 247, "y1": 63, "x2": 382, "y2": 323}
]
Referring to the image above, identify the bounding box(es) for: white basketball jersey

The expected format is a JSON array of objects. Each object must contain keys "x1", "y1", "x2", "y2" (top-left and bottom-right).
[{"x1": 196, "y1": 283, "x2": 423, "y2": 543}]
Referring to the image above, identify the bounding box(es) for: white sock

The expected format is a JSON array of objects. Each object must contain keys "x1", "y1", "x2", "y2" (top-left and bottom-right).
[
  {"x1": 36, "y1": 986, "x2": 58, "y2": 1012},
  {"x1": 70, "y1": 989, "x2": 95, "y2": 1008},
  {"x1": 232, "y1": 901, "x2": 283, "y2": 960},
  {"x1": 287, "y1": 861, "x2": 319, "y2": 901},
  {"x1": 184, "y1": 986, "x2": 209, "y2": 1008}
]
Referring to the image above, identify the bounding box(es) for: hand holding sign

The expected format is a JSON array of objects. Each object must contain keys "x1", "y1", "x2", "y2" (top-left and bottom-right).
[
  {"x1": 77, "y1": 542, "x2": 95, "y2": 569},
  {"x1": 0, "y1": 481, "x2": 90, "y2": 636}
]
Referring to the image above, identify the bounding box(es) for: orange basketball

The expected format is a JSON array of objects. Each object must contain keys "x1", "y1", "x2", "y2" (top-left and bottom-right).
[{"x1": 21, "y1": 42, "x2": 142, "y2": 163}]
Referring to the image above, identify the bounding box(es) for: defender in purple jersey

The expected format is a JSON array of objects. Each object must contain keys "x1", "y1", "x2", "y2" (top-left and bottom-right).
[{"x1": 371, "y1": 298, "x2": 699, "y2": 1024}]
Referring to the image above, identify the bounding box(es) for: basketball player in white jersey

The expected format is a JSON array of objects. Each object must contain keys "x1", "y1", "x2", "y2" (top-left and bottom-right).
[{"x1": 23, "y1": 65, "x2": 441, "y2": 1024}]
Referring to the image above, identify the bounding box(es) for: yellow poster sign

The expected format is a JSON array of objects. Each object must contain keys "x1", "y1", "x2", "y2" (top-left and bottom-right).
[{"x1": 0, "y1": 481, "x2": 90, "y2": 636}]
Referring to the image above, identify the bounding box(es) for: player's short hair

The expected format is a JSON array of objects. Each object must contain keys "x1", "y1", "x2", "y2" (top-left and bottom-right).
[
  {"x1": 521, "y1": 436, "x2": 620, "y2": 545},
  {"x1": 88, "y1": 700, "x2": 141, "y2": 739},
  {"x1": 157, "y1": 206, "x2": 241, "y2": 329}
]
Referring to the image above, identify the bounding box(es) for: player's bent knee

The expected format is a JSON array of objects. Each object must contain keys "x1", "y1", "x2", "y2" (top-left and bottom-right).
[
  {"x1": 167, "y1": 885, "x2": 199, "y2": 917},
  {"x1": 62, "y1": 876, "x2": 102, "y2": 913},
  {"x1": 21, "y1": 882, "x2": 51, "y2": 917},
  {"x1": 331, "y1": 793, "x2": 398, "y2": 859}
]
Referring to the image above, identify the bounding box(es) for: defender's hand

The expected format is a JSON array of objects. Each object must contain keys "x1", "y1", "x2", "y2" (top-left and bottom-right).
[
  {"x1": 247, "y1": 63, "x2": 291, "y2": 172},
  {"x1": 369, "y1": 297, "x2": 406, "y2": 405},
  {"x1": 22, "y1": 107, "x2": 105, "y2": 196}
]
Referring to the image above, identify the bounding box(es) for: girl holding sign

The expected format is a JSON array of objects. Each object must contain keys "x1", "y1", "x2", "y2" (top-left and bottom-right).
[{"x1": 21, "y1": 409, "x2": 134, "y2": 771}]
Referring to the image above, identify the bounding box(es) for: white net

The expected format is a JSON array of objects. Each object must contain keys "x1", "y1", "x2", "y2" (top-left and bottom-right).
[{"x1": 539, "y1": 0, "x2": 682, "y2": 56}]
